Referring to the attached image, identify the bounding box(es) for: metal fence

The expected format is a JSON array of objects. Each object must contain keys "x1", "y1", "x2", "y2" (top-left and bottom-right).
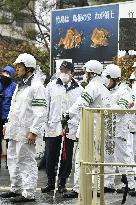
[{"x1": 78, "y1": 107, "x2": 136, "y2": 205}]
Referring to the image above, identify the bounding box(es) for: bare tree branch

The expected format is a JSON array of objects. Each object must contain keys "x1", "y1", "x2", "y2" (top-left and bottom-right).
[{"x1": 27, "y1": 5, "x2": 50, "y2": 51}]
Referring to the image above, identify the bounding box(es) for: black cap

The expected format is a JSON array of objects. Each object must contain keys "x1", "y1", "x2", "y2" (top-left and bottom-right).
[{"x1": 60, "y1": 61, "x2": 74, "y2": 72}]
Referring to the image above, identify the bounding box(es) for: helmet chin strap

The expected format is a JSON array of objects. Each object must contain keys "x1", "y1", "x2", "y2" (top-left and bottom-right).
[
  {"x1": 87, "y1": 72, "x2": 94, "y2": 83},
  {"x1": 22, "y1": 68, "x2": 32, "y2": 79},
  {"x1": 108, "y1": 79, "x2": 120, "y2": 90},
  {"x1": 110, "y1": 81, "x2": 117, "y2": 89}
]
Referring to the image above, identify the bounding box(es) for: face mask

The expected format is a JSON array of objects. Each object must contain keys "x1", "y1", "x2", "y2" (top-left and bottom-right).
[
  {"x1": 59, "y1": 73, "x2": 70, "y2": 83},
  {"x1": 102, "y1": 76, "x2": 110, "y2": 87},
  {"x1": 0, "y1": 75, "x2": 12, "y2": 87}
]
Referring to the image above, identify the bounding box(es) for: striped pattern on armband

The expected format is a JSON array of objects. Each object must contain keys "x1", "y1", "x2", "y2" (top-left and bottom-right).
[
  {"x1": 132, "y1": 95, "x2": 135, "y2": 102},
  {"x1": 117, "y1": 98, "x2": 128, "y2": 108},
  {"x1": 32, "y1": 98, "x2": 47, "y2": 107},
  {"x1": 81, "y1": 91, "x2": 93, "y2": 105}
]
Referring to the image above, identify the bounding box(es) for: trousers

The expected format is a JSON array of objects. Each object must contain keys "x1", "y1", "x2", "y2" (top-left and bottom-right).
[{"x1": 7, "y1": 140, "x2": 38, "y2": 199}]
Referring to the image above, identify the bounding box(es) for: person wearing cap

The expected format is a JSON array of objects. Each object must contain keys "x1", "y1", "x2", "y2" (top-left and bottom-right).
[
  {"x1": 103, "y1": 64, "x2": 136, "y2": 196},
  {"x1": 0, "y1": 53, "x2": 47, "y2": 203},
  {"x1": 128, "y1": 72, "x2": 136, "y2": 176},
  {"x1": 63, "y1": 60, "x2": 111, "y2": 198},
  {"x1": 0, "y1": 66, "x2": 16, "y2": 168},
  {"x1": 68, "y1": 60, "x2": 110, "y2": 119},
  {"x1": 41, "y1": 60, "x2": 84, "y2": 194}
]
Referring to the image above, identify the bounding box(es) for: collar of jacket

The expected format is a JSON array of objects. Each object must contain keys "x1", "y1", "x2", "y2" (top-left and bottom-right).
[
  {"x1": 56, "y1": 78, "x2": 79, "y2": 91},
  {"x1": 18, "y1": 74, "x2": 34, "y2": 88}
]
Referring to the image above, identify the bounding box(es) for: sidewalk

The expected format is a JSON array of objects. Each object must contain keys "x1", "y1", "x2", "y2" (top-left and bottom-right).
[
  {"x1": 1, "y1": 158, "x2": 136, "y2": 205},
  {"x1": 0, "y1": 158, "x2": 77, "y2": 205}
]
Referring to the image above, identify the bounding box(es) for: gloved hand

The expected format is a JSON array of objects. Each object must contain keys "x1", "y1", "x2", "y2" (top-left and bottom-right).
[
  {"x1": 61, "y1": 113, "x2": 70, "y2": 128},
  {"x1": 61, "y1": 113, "x2": 70, "y2": 133}
]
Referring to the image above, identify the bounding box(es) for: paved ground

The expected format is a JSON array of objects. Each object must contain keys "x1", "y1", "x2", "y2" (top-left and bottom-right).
[
  {"x1": 0, "y1": 158, "x2": 77, "y2": 205},
  {"x1": 1, "y1": 158, "x2": 136, "y2": 205}
]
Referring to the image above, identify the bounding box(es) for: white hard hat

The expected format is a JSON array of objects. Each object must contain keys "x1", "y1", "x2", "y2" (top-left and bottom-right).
[
  {"x1": 14, "y1": 53, "x2": 36, "y2": 69},
  {"x1": 102, "y1": 64, "x2": 112, "y2": 77},
  {"x1": 132, "y1": 62, "x2": 136, "y2": 68},
  {"x1": 129, "y1": 72, "x2": 135, "y2": 80},
  {"x1": 108, "y1": 64, "x2": 121, "y2": 79},
  {"x1": 84, "y1": 60, "x2": 103, "y2": 75}
]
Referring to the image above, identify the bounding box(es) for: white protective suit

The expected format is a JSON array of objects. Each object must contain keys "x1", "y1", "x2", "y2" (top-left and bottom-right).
[
  {"x1": 45, "y1": 78, "x2": 84, "y2": 140},
  {"x1": 129, "y1": 82, "x2": 136, "y2": 152},
  {"x1": 105, "y1": 82, "x2": 136, "y2": 189},
  {"x1": 68, "y1": 76, "x2": 110, "y2": 193},
  {"x1": 4, "y1": 74, "x2": 47, "y2": 199}
]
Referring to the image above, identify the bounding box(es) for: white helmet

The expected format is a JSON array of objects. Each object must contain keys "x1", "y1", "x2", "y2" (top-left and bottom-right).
[
  {"x1": 102, "y1": 65, "x2": 112, "y2": 86},
  {"x1": 84, "y1": 60, "x2": 103, "y2": 75},
  {"x1": 132, "y1": 62, "x2": 136, "y2": 68},
  {"x1": 14, "y1": 53, "x2": 36, "y2": 69},
  {"x1": 102, "y1": 64, "x2": 112, "y2": 77},
  {"x1": 107, "y1": 64, "x2": 121, "y2": 79}
]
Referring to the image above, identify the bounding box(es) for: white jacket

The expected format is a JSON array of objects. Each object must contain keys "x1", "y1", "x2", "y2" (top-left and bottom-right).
[
  {"x1": 110, "y1": 83, "x2": 134, "y2": 139},
  {"x1": 129, "y1": 82, "x2": 136, "y2": 133},
  {"x1": 68, "y1": 76, "x2": 110, "y2": 138},
  {"x1": 4, "y1": 74, "x2": 47, "y2": 142},
  {"x1": 45, "y1": 78, "x2": 84, "y2": 140}
]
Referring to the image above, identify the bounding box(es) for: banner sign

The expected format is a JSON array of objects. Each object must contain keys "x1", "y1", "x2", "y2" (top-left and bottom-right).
[{"x1": 51, "y1": 4, "x2": 119, "y2": 73}]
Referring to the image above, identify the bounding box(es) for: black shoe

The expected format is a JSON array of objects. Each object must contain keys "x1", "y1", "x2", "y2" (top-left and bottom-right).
[
  {"x1": 58, "y1": 185, "x2": 67, "y2": 193},
  {"x1": 116, "y1": 187, "x2": 125, "y2": 193},
  {"x1": 104, "y1": 187, "x2": 116, "y2": 193},
  {"x1": 41, "y1": 184, "x2": 55, "y2": 193},
  {"x1": 41, "y1": 178, "x2": 55, "y2": 193},
  {"x1": 58, "y1": 178, "x2": 67, "y2": 193},
  {"x1": 10, "y1": 195, "x2": 35, "y2": 203},
  {"x1": 0, "y1": 191, "x2": 20, "y2": 198},
  {"x1": 116, "y1": 187, "x2": 134, "y2": 194},
  {"x1": 116, "y1": 187, "x2": 129, "y2": 194},
  {"x1": 128, "y1": 188, "x2": 136, "y2": 197},
  {"x1": 63, "y1": 190, "x2": 78, "y2": 198}
]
